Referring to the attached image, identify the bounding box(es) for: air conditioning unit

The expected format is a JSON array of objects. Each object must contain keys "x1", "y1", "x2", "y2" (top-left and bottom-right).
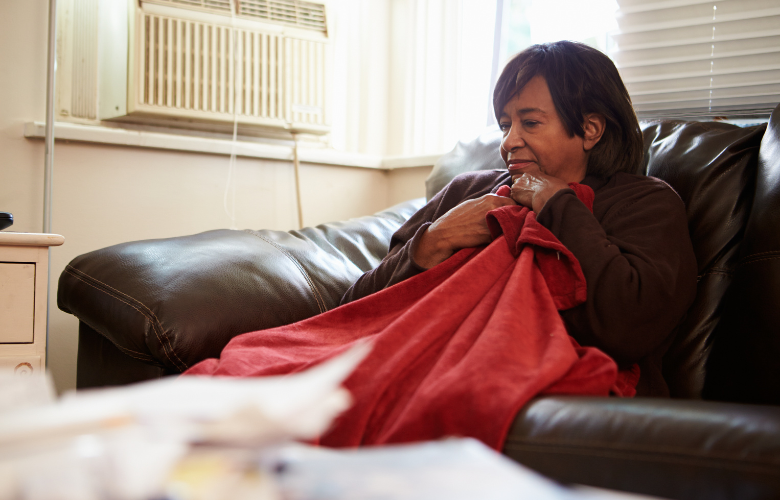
[{"x1": 56, "y1": 0, "x2": 330, "y2": 136}]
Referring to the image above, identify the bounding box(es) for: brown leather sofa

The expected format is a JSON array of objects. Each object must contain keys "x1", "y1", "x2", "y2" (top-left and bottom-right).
[{"x1": 58, "y1": 104, "x2": 780, "y2": 500}]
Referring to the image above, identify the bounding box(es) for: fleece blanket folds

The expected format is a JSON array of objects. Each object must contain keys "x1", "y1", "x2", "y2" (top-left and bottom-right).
[{"x1": 185, "y1": 184, "x2": 639, "y2": 450}]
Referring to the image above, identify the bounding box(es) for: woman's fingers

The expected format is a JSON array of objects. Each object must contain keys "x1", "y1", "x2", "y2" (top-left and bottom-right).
[
  {"x1": 433, "y1": 194, "x2": 516, "y2": 245},
  {"x1": 511, "y1": 171, "x2": 569, "y2": 212},
  {"x1": 413, "y1": 194, "x2": 516, "y2": 269},
  {"x1": 510, "y1": 174, "x2": 538, "y2": 207}
]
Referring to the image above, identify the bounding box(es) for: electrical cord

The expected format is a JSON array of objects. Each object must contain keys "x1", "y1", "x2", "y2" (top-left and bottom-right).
[{"x1": 224, "y1": 0, "x2": 239, "y2": 230}]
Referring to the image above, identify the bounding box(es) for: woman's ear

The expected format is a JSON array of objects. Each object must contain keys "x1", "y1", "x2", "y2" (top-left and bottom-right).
[{"x1": 582, "y1": 113, "x2": 606, "y2": 152}]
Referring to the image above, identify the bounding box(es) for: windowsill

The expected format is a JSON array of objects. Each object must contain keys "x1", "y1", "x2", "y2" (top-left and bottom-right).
[{"x1": 23, "y1": 121, "x2": 443, "y2": 170}]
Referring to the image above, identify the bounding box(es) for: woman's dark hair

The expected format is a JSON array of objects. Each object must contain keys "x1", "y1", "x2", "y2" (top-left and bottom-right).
[{"x1": 493, "y1": 41, "x2": 643, "y2": 176}]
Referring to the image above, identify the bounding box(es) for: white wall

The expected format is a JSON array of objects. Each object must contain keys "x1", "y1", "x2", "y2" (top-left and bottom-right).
[
  {"x1": 0, "y1": 0, "x2": 431, "y2": 394},
  {"x1": 387, "y1": 165, "x2": 431, "y2": 206},
  {"x1": 1, "y1": 1, "x2": 49, "y2": 236}
]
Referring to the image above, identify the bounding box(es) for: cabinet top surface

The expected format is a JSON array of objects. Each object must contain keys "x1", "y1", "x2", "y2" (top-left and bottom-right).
[{"x1": 0, "y1": 232, "x2": 65, "y2": 247}]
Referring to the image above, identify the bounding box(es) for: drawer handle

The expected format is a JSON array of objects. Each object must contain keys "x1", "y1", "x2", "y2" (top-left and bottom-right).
[{"x1": 14, "y1": 362, "x2": 33, "y2": 376}]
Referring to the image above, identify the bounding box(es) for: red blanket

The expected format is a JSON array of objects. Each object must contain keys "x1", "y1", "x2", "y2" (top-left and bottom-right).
[{"x1": 185, "y1": 184, "x2": 639, "y2": 450}]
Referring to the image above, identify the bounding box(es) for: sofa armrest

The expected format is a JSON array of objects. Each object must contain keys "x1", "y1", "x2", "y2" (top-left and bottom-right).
[
  {"x1": 504, "y1": 396, "x2": 780, "y2": 500},
  {"x1": 58, "y1": 199, "x2": 425, "y2": 374}
]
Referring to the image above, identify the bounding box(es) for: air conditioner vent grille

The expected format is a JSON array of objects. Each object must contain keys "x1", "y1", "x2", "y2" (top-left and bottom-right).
[
  {"x1": 145, "y1": 0, "x2": 232, "y2": 15},
  {"x1": 136, "y1": 12, "x2": 327, "y2": 130},
  {"x1": 238, "y1": 0, "x2": 327, "y2": 33}
]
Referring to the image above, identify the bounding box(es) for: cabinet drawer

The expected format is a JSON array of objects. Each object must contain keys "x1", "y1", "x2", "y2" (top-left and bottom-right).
[
  {"x1": 0, "y1": 355, "x2": 41, "y2": 376},
  {"x1": 0, "y1": 262, "x2": 35, "y2": 343}
]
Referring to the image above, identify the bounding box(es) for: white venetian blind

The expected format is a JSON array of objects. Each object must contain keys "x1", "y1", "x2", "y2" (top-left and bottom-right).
[{"x1": 609, "y1": 0, "x2": 780, "y2": 120}]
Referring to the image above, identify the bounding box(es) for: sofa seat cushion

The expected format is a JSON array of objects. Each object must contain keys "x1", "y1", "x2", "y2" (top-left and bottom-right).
[{"x1": 504, "y1": 396, "x2": 780, "y2": 500}]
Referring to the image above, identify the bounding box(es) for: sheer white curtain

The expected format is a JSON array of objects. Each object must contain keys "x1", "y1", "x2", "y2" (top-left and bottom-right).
[
  {"x1": 327, "y1": 0, "x2": 496, "y2": 157},
  {"x1": 327, "y1": 0, "x2": 391, "y2": 156},
  {"x1": 386, "y1": 0, "x2": 497, "y2": 156}
]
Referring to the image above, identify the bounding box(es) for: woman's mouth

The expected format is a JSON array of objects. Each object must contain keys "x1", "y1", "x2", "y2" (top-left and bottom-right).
[{"x1": 507, "y1": 160, "x2": 535, "y2": 175}]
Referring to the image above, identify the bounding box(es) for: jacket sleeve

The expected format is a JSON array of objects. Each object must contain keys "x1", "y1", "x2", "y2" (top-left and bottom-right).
[
  {"x1": 340, "y1": 171, "x2": 504, "y2": 305},
  {"x1": 536, "y1": 179, "x2": 698, "y2": 365},
  {"x1": 340, "y1": 197, "x2": 441, "y2": 305}
]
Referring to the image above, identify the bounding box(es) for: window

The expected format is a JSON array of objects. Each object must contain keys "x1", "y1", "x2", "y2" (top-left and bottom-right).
[
  {"x1": 492, "y1": 0, "x2": 780, "y2": 121},
  {"x1": 611, "y1": 0, "x2": 780, "y2": 120}
]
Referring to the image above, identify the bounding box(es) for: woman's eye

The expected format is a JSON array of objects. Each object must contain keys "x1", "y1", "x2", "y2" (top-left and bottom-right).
[
  {"x1": 499, "y1": 123, "x2": 511, "y2": 132},
  {"x1": 523, "y1": 120, "x2": 539, "y2": 128}
]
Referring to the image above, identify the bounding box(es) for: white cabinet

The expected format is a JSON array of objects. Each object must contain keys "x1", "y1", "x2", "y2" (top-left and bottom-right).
[{"x1": 0, "y1": 232, "x2": 64, "y2": 376}]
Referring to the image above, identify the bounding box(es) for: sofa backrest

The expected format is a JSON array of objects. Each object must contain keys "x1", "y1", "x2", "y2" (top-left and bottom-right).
[
  {"x1": 426, "y1": 126, "x2": 506, "y2": 200},
  {"x1": 426, "y1": 104, "x2": 780, "y2": 404},
  {"x1": 639, "y1": 120, "x2": 766, "y2": 399},
  {"x1": 702, "y1": 106, "x2": 780, "y2": 405}
]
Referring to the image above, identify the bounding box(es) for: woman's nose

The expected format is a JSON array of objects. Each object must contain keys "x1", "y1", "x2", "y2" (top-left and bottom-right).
[{"x1": 502, "y1": 126, "x2": 525, "y2": 151}]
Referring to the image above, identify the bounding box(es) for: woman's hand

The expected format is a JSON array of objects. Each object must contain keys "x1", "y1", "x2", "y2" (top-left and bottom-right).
[
  {"x1": 413, "y1": 194, "x2": 517, "y2": 269},
  {"x1": 510, "y1": 165, "x2": 571, "y2": 213}
]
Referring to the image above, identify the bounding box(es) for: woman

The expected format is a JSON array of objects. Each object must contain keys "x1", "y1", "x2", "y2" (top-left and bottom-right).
[{"x1": 341, "y1": 41, "x2": 698, "y2": 398}]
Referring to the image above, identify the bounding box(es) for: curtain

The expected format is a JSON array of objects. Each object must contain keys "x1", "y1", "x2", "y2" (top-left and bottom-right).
[
  {"x1": 387, "y1": 0, "x2": 497, "y2": 156},
  {"x1": 328, "y1": 0, "x2": 497, "y2": 156}
]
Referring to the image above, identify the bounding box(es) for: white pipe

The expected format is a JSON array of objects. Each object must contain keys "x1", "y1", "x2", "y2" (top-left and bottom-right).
[
  {"x1": 43, "y1": 0, "x2": 57, "y2": 370},
  {"x1": 44, "y1": 0, "x2": 57, "y2": 234},
  {"x1": 292, "y1": 133, "x2": 304, "y2": 229}
]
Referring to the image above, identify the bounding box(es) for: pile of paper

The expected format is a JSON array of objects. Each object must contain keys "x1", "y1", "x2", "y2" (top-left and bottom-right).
[{"x1": 0, "y1": 342, "x2": 370, "y2": 500}]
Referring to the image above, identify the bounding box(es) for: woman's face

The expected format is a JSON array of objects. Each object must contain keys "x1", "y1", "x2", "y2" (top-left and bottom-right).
[{"x1": 498, "y1": 75, "x2": 590, "y2": 184}]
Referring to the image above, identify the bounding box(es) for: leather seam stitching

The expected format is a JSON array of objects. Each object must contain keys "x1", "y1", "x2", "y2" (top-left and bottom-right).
[
  {"x1": 64, "y1": 268, "x2": 155, "y2": 361},
  {"x1": 245, "y1": 232, "x2": 328, "y2": 314},
  {"x1": 736, "y1": 253, "x2": 780, "y2": 269},
  {"x1": 83, "y1": 321, "x2": 159, "y2": 363},
  {"x1": 67, "y1": 278, "x2": 162, "y2": 362},
  {"x1": 697, "y1": 269, "x2": 732, "y2": 280},
  {"x1": 63, "y1": 266, "x2": 188, "y2": 371},
  {"x1": 739, "y1": 250, "x2": 780, "y2": 259},
  {"x1": 64, "y1": 266, "x2": 184, "y2": 369}
]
